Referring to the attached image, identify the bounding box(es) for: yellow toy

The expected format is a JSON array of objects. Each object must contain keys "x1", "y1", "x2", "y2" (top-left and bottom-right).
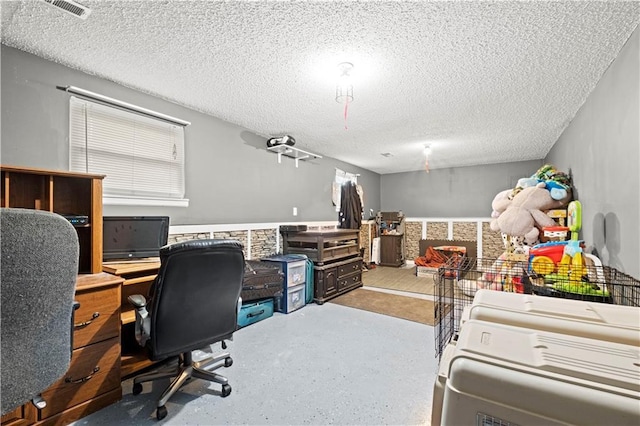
[{"x1": 558, "y1": 201, "x2": 586, "y2": 279}]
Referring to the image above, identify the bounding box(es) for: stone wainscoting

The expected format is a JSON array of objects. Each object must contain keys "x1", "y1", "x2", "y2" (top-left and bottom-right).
[{"x1": 168, "y1": 218, "x2": 503, "y2": 262}]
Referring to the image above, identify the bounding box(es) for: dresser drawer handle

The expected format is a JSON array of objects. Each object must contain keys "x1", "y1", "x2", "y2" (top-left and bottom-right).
[
  {"x1": 65, "y1": 366, "x2": 100, "y2": 384},
  {"x1": 74, "y1": 312, "x2": 100, "y2": 328}
]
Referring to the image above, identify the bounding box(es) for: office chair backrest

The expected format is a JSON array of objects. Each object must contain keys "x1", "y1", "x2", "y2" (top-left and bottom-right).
[
  {"x1": 148, "y1": 239, "x2": 245, "y2": 360},
  {"x1": 1, "y1": 208, "x2": 79, "y2": 415}
]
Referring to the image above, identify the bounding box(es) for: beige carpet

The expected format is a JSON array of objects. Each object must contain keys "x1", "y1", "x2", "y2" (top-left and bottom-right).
[
  {"x1": 329, "y1": 288, "x2": 436, "y2": 326},
  {"x1": 362, "y1": 265, "x2": 436, "y2": 295}
]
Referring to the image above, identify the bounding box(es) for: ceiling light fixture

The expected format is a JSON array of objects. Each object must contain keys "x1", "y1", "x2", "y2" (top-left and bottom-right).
[
  {"x1": 424, "y1": 145, "x2": 431, "y2": 173},
  {"x1": 335, "y1": 62, "x2": 354, "y2": 130}
]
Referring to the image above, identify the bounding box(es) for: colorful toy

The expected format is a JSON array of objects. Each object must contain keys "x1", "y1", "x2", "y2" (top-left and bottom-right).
[
  {"x1": 567, "y1": 200, "x2": 582, "y2": 239},
  {"x1": 557, "y1": 201, "x2": 586, "y2": 279},
  {"x1": 529, "y1": 241, "x2": 569, "y2": 274},
  {"x1": 552, "y1": 280, "x2": 609, "y2": 297},
  {"x1": 532, "y1": 164, "x2": 573, "y2": 201},
  {"x1": 489, "y1": 255, "x2": 526, "y2": 293},
  {"x1": 509, "y1": 164, "x2": 573, "y2": 201},
  {"x1": 528, "y1": 201, "x2": 589, "y2": 289},
  {"x1": 530, "y1": 255, "x2": 555, "y2": 275},
  {"x1": 540, "y1": 226, "x2": 569, "y2": 242}
]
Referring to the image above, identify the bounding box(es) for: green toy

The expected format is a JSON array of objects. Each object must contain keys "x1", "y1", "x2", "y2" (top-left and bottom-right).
[
  {"x1": 550, "y1": 279, "x2": 610, "y2": 297},
  {"x1": 557, "y1": 201, "x2": 586, "y2": 279}
]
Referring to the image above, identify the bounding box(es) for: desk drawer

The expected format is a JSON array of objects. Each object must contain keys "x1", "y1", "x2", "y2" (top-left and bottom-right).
[
  {"x1": 1, "y1": 403, "x2": 36, "y2": 425},
  {"x1": 74, "y1": 285, "x2": 120, "y2": 348},
  {"x1": 337, "y1": 259, "x2": 361, "y2": 278},
  {"x1": 338, "y1": 272, "x2": 362, "y2": 290},
  {"x1": 39, "y1": 338, "x2": 121, "y2": 419}
]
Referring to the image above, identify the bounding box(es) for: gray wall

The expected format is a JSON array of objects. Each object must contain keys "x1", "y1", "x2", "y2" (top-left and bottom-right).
[
  {"x1": 545, "y1": 26, "x2": 639, "y2": 279},
  {"x1": 0, "y1": 46, "x2": 380, "y2": 224},
  {"x1": 3, "y1": 36, "x2": 638, "y2": 279},
  {"x1": 380, "y1": 160, "x2": 542, "y2": 217}
]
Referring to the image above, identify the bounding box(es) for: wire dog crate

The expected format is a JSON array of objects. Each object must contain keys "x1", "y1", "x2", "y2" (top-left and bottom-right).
[{"x1": 434, "y1": 256, "x2": 640, "y2": 360}]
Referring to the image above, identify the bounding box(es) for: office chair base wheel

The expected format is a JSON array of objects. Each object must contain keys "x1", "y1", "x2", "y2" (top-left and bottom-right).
[
  {"x1": 224, "y1": 357, "x2": 233, "y2": 367},
  {"x1": 156, "y1": 405, "x2": 168, "y2": 420},
  {"x1": 221, "y1": 384, "x2": 232, "y2": 397},
  {"x1": 132, "y1": 383, "x2": 143, "y2": 395}
]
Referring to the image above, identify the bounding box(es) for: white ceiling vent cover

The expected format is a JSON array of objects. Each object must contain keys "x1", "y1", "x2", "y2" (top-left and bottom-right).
[{"x1": 42, "y1": 0, "x2": 91, "y2": 20}]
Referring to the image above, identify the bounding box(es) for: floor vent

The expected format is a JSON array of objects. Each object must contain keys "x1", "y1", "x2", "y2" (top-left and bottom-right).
[{"x1": 42, "y1": 0, "x2": 91, "y2": 20}]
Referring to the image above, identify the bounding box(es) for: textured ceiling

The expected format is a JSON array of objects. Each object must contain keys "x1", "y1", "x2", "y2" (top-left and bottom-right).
[{"x1": 2, "y1": 1, "x2": 639, "y2": 174}]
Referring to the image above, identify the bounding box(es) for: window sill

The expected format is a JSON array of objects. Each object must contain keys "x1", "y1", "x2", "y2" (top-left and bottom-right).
[{"x1": 103, "y1": 196, "x2": 189, "y2": 207}]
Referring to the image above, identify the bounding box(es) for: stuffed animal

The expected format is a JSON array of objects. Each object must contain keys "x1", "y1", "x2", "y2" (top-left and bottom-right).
[
  {"x1": 501, "y1": 233, "x2": 532, "y2": 255},
  {"x1": 511, "y1": 165, "x2": 573, "y2": 201},
  {"x1": 490, "y1": 182, "x2": 570, "y2": 245},
  {"x1": 532, "y1": 164, "x2": 573, "y2": 201},
  {"x1": 511, "y1": 177, "x2": 539, "y2": 198},
  {"x1": 491, "y1": 189, "x2": 512, "y2": 218}
]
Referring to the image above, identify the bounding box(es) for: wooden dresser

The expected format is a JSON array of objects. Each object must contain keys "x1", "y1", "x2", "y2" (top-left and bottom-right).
[
  {"x1": 376, "y1": 211, "x2": 406, "y2": 267},
  {"x1": 379, "y1": 234, "x2": 404, "y2": 267},
  {"x1": 280, "y1": 229, "x2": 363, "y2": 304},
  {"x1": 1, "y1": 166, "x2": 123, "y2": 426},
  {"x1": 312, "y1": 256, "x2": 363, "y2": 304}
]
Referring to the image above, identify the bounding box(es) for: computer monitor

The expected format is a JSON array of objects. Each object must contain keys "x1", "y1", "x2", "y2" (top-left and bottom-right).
[{"x1": 103, "y1": 216, "x2": 169, "y2": 261}]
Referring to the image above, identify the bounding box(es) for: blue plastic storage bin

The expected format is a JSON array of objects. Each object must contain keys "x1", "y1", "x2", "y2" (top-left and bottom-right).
[
  {"x1": 279, "y1": 254, "x2": 315, "y2": 304},
  {"x1": 262, "y1": 254, "x2": 308, "y2": 313}
]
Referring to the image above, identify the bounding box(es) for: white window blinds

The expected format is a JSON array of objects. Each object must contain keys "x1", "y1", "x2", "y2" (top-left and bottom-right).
[{"x1": 69, "y1": 96, "x2": 186, "y2": 202}]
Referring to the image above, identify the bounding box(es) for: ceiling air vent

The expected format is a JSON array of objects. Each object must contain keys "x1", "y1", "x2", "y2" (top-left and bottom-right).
[{"x1": 42, "y1": 0, "x2": 91, "y2": 20}]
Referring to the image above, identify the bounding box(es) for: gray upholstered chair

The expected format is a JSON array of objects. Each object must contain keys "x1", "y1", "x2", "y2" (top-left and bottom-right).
[
  {"x1": 128, "y1": 239, "x2": 245, "y2": 421},
  {"x1": 0, "y1": 208, "x2": 79, "y2": 415}
]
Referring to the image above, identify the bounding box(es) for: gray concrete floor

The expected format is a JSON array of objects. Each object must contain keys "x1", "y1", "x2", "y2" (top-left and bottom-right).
[{"x1": 71, "y1": 302, "x2": 436, "y2": 425}]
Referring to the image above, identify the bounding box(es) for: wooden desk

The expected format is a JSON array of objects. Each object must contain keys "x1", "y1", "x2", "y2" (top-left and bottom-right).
[
  {"x1": 1, "y1": 273, "x2": 124, "y2": 426},
  {"x1": 102, "y1": 261, "x2": 160, "y2": 379}
]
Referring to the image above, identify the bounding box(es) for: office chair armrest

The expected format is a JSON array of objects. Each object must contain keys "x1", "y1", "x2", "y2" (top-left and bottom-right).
[
  {"x1": 70, "y1": 300, "x2": 81, "y2": 359},
  {"x1": 128, "y1": 294, "x2": 147, "y2": 309},
  {"x1": 128, "y1": 294, "x2": 150, "y2": 347}
]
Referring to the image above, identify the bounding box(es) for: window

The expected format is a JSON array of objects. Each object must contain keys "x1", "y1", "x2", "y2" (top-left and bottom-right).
[{"x1": 69, "y1": 96, "x2": 188, "y2": 206}]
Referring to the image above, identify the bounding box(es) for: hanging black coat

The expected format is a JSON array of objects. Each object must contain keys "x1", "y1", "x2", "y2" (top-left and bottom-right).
[{"x1": 338, "y1": 181, "x2": 362, "y2": 229}]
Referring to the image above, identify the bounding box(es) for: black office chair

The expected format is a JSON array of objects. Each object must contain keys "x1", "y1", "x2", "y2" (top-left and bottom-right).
[
  {"x1": 0, "y1": 208, "x2": 79, "y2": 415},
  {"x1": 128, "y1": 239, "x2": 245, "y2": 421}
]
